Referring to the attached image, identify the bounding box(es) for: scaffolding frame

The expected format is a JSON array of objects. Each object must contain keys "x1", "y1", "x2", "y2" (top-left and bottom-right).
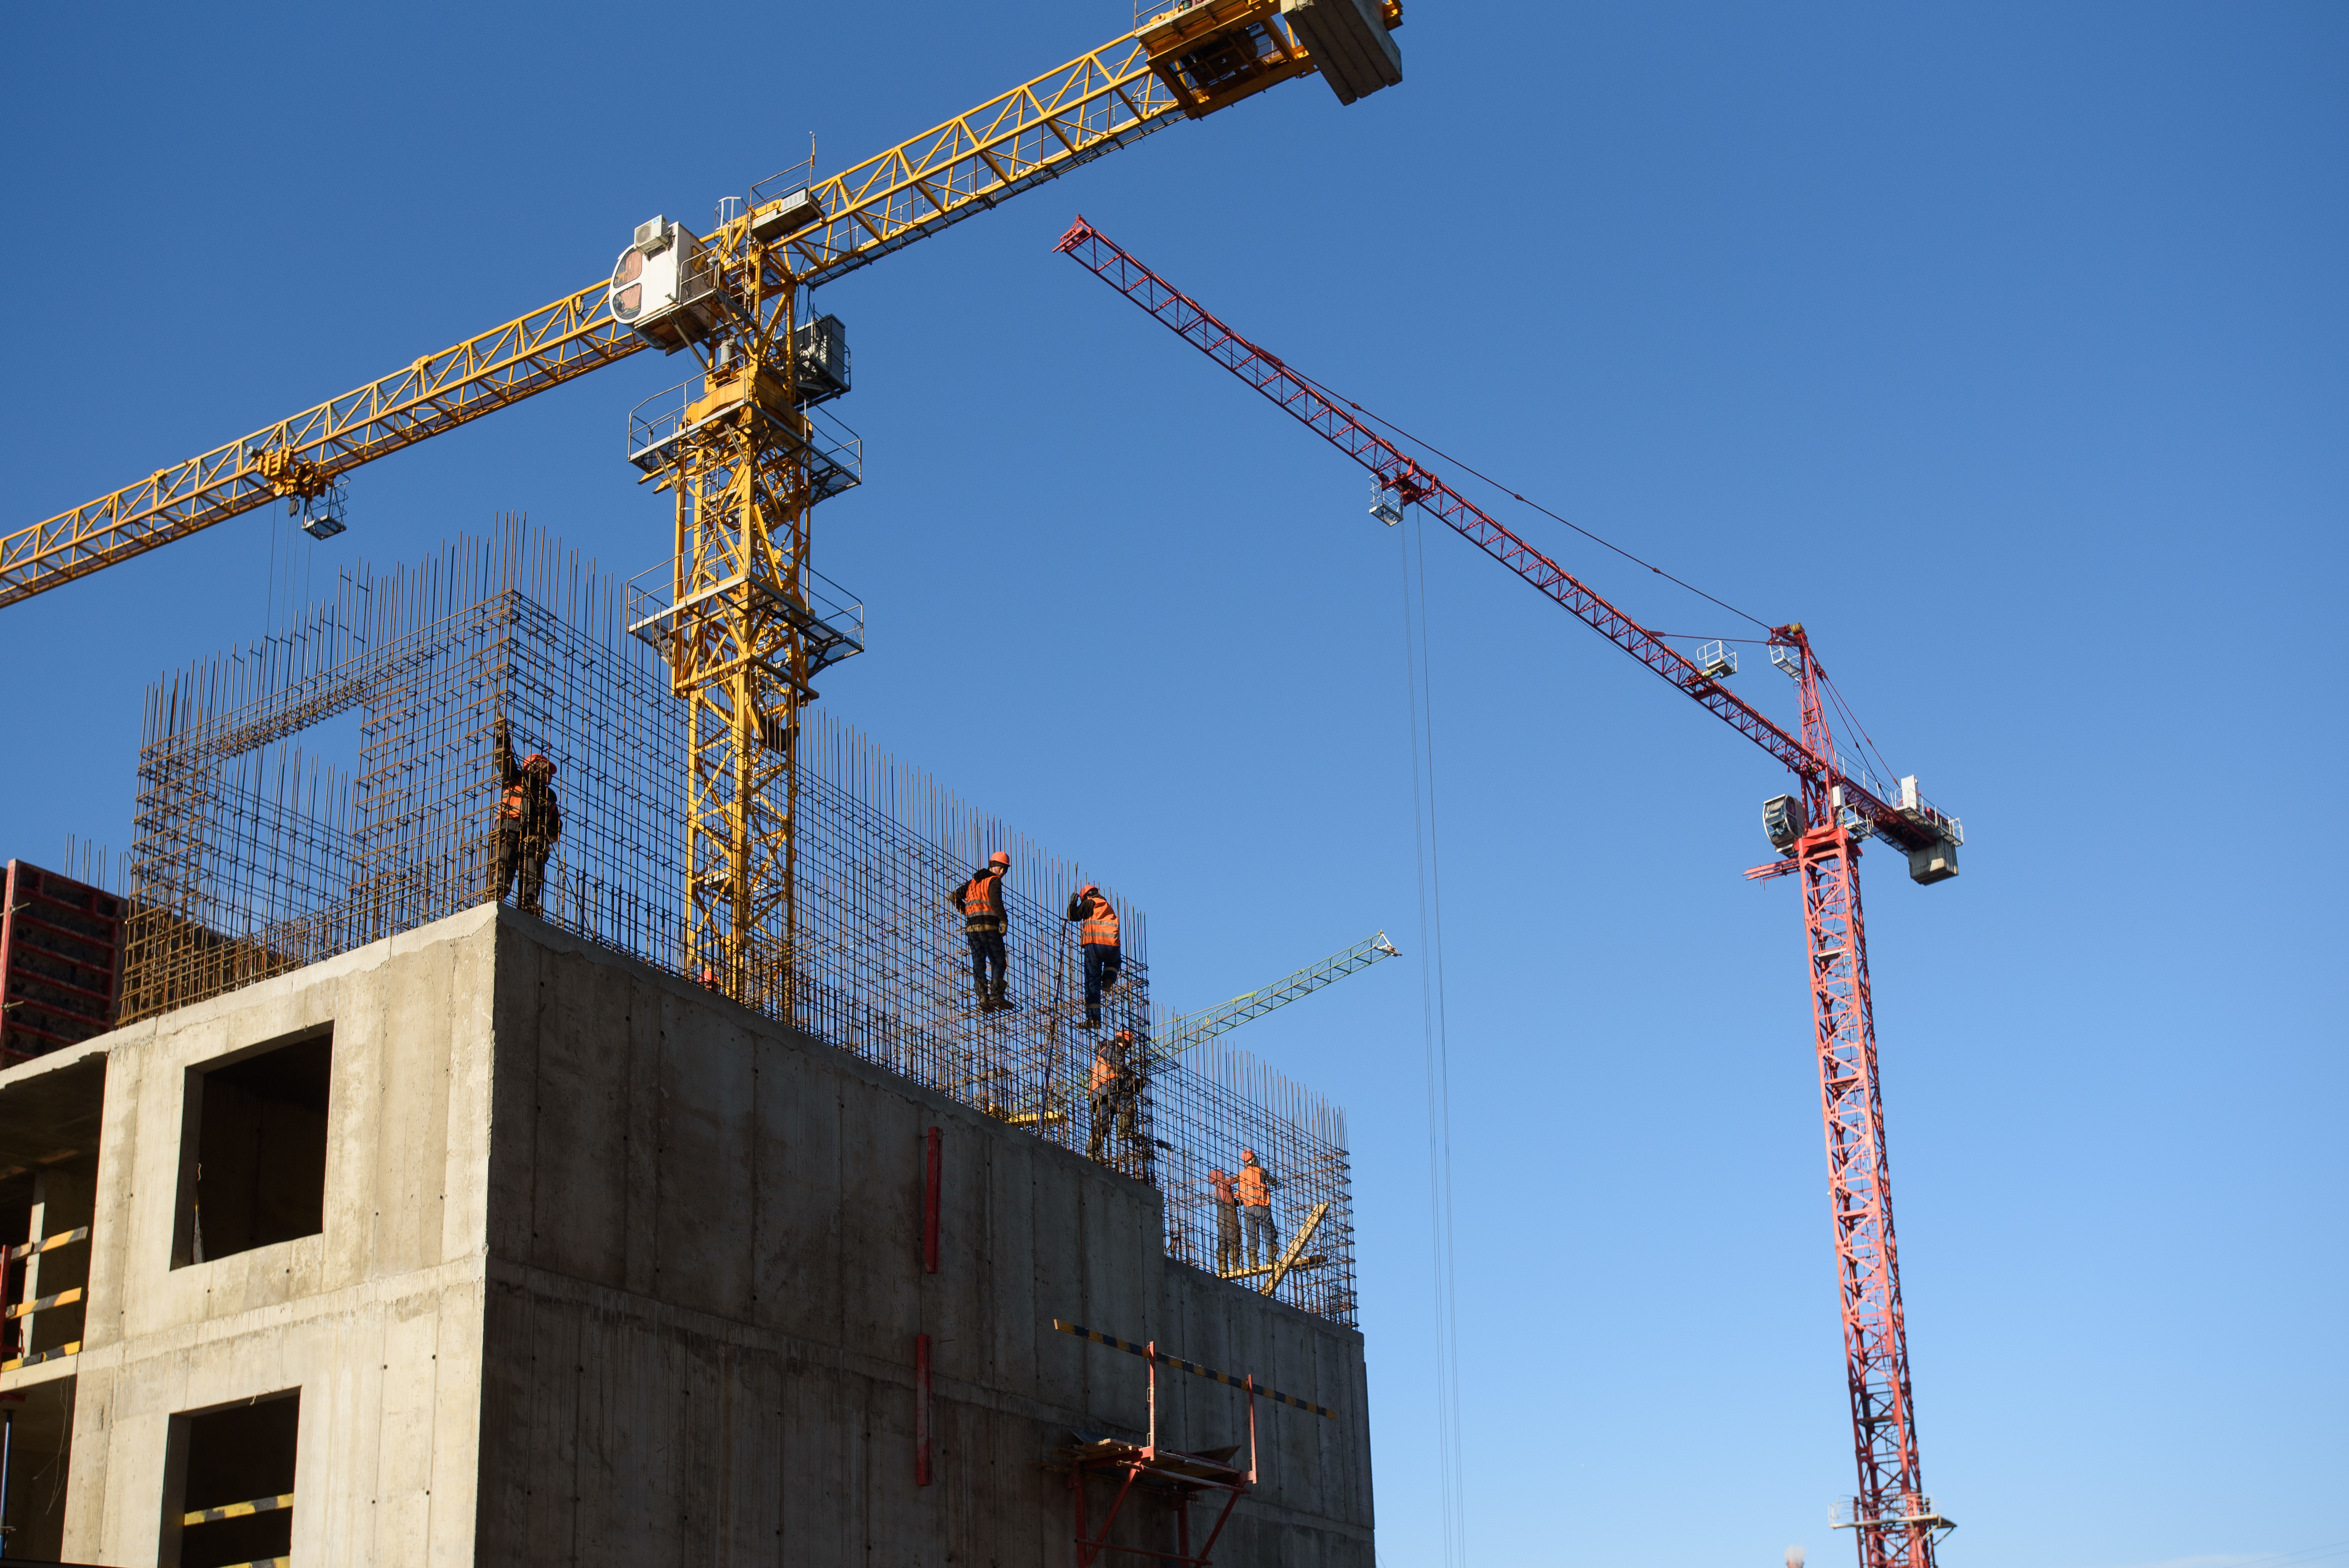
[{"x1": 121, "y1": 524, "x2": 1356, "y2": 1324}]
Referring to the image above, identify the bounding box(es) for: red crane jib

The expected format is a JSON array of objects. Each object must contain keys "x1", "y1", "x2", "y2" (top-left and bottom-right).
[
  {"x1": 1051, "y1": 216, "x2": 1947, "y2": 856},
  {"x1": 1059, "y1": 215, "x2": 1953, "y2": 1568}
]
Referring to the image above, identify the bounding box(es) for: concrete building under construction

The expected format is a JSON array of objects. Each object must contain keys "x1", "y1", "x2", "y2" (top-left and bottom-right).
[{"x1": 0, "y1": 530, "x2": 1374, "y2": 1566}]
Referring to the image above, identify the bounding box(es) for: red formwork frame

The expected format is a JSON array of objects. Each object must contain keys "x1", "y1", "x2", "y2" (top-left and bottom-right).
[
  {"x1": 1055, "y1": 222, "x2": 1956, "y2": 1568},
  {"x1": 1066, "y1": 1342, "x2": 1254, "y2": 1568},
  {"x1": 1053, "y1": 1319, "x2": 1338, "y2": 1568}
]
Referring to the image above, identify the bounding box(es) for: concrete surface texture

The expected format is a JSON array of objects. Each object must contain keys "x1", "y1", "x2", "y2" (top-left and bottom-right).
[{"x1": 0, "y1": 903, "x2": 1373, "y2": 1565}]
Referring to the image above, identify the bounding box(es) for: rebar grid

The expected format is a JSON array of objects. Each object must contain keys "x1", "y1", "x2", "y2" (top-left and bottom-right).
[{"x1": 121, "y1": 523, "x2": 1355, "y2": 1323}]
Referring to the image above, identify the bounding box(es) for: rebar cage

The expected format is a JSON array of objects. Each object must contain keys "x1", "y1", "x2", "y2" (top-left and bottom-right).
[{"x1": 121, "y1": 523, "x2": 1355, "y2": 1324}]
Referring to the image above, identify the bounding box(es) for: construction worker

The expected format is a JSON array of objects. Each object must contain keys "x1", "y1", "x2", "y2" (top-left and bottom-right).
[
  {"x1": 1236, "y1": 1147, "x2": 1280, "y2": 1270},
  {"x1": 490, "y1": 716, "x2": 561, "y2": 917},
  {"x1": 1208, "y1": 1166, "x2": 1243, "y2": 1277},
  {"x1": 949, "y1": 850, "x2": 1013, "y2": 1011},
  {"x1": 1064, "y1": 882, "x2": 1121, "y2": 1027},
  {"x1": 1086, "y1": 1029, "x2": 1140, "y2": 1164}
]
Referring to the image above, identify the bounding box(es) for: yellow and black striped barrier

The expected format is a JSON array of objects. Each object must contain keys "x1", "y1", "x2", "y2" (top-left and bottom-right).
[
  {"x1": 6, "y1": 1286, "x2": 84, "y2": 1320},
  {"x1": 1052, "y1": 1320, "x2": 1336, "y2": 1419},
  {"x1": 183, "y1": 1492, "x2": 294, "y2": 1526},
  {"x1": 6, "y1": 1226, "x2": 89, "y2": 1262},
  {"x1": 0, "y1": 1339, "x2": 80, "y2": 1373}
]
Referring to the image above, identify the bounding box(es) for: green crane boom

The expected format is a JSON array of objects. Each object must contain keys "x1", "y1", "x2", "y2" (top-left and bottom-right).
[{"x1": 1148, "y1": 932, "x2": 1399, "y2": 1065}]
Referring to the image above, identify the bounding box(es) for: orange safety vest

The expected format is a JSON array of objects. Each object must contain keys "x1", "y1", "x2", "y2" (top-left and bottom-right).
[
  {"x1": 1235, "y1": 1163, "x2": 1271, "y2": 1207},
  {"x1": 500, "y1": 783, "x2": 530, "y2": 822},
  {"x1": 1209, "y1": 1170, "x2": 1238, "y2": 1206},
  {"x1": 1080, "y1": 895, "x2": 1120, "y2": 949},
  {"x1": 963, "y1": 870, "x2": 1005, "y2": 926},
  {"x1": 1090, "y1": 1056, "x2": 1118, "y2": 1093}
]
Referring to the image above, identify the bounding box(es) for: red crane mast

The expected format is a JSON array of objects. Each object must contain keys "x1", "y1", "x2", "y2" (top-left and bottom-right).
[{"x1": 1055, "y1": 216, "x2": 1964, "y2": 1568}]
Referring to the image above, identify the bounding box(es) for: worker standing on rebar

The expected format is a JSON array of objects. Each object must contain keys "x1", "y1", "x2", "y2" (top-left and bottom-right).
[
  {"x1": 1208, "y1": 1166, "x2": 1243, "y2": 1277},
  {"x1": 949, "y1": 850, "x2": 1013, "y2": 1012},
  {"x1": 490, "y1": 716, "x2": 561, "y2": 917},
  {"x1": 1064, "y1": 881, "x2": 1121, "y2": 1028},
  {"x1": 1086, "y1": 1029, "x2": 1140, "y2": 1165},
  {"x1": 1237, "y1": 1147, "x2": 1280, "y2": 1270}
]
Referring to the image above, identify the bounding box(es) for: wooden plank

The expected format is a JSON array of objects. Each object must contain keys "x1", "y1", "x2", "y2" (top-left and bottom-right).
[{"x1": 1261, "y1": 1201, "x2": 1330, "y2": 1296}]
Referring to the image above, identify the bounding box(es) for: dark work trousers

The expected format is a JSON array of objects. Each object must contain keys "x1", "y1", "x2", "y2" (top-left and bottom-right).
[
  {"x1": 1215, "y1": 1201, "x2": 1243, "y2": 1276},
  {"x1": 967, "y1": 929, "x2": 1008, "y2": 993},
  {"x1": 494, "y1": 828, "x2": 551, "y2": 916},
  {"x1": 1087, "y1": 1091, "x2": 1137, "y2": 1162},
  {"x1": 1082, "y1": 942, "x2": 1121, "y2": 1020},
  {"x1": 1243, "y1": 1204, "x2": 1280, "y2": 1269}
]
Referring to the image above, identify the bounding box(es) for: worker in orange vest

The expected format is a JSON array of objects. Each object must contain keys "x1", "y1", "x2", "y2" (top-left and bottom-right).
[
  {"x1": 1064, "y1": 882, "x2": 1121, "y2": 1027},
  {"x1": 1236, "y1": 1148, "x2": 1280, "y2": 1270},
  {"x1": 1085, "y1": 1029, "x2": 1139, "y2": 1164},
  {"x1": 948, "y1": 850, "x2": 1013, "y2": 1011},
  {"x1": 1207, "y1": 1166, "x2": 1242, "y2": 1277},
  {"x1": 490, "y1": 716, "x2": 561, "y2": 916}
]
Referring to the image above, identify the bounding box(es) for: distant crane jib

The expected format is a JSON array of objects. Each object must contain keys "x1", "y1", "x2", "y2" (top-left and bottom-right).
[{"x1": 1149, "y1": 931, "x2": 1398, "y2": 1065}]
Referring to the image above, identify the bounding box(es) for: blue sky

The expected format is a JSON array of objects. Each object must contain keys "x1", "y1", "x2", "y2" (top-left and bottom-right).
[{"x1": 4, "y1": 3, "x2": 2343, "y2": 1565}]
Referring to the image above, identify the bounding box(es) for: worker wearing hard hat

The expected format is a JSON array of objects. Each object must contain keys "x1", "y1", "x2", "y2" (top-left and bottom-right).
[
  {"x1": 1086, "y1": 1029, "x2": 1140, "y2": 1165},
  {"x1": 1208, "y1": 1166, "x2": 1243, "y2": 1277},
  {"x1": 1237, "y1": 1148, "x2": 1280, "y2": 1270},
  {"x1": 1065, "y1": 881, "x2": 1122, "y2": 1028},
  {"x1": 949, "y1": 850, "x2": 1014, "y2": 1012},
  {"x1": 490, "y1": 715, "x2": 561, "y2": 917}
]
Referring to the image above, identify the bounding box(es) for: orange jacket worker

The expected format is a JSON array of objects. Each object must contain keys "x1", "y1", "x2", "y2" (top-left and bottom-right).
[
  {"x1": 1064, "y1": 882, "x2": 1122, "y2": 1027},
  {"x1": 948, "y1": 851, "x2": 1013, "y2": 1011},
  {"x1": 1237, "y1": 1148, "x2": 1281, "y2": 1269}
]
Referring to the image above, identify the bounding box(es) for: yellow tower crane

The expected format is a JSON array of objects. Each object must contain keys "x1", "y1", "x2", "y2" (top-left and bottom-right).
[{"x1": 0, "y1": 0, "x2": 1405, "y2": 1012}]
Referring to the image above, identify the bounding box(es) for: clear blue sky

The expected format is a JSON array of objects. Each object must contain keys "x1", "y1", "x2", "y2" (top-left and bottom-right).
[{"x1": 4, "y1": 3, "x2": 2342, "y2": 1565}]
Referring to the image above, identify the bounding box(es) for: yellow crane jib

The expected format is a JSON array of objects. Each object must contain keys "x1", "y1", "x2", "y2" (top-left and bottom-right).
[{"x1": 2, "y1": 7, "x2": 1401, "y2": 609}]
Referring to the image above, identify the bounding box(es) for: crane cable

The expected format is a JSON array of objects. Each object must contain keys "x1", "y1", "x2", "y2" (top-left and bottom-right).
[{"x1": 1399, "y1": 506, "x2": 1469, "y2": 1568}]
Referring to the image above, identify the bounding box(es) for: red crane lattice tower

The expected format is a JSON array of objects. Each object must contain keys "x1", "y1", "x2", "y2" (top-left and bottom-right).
[{"x1": 1054, "y1": 216, "x2": 1963, "y2": 1568}]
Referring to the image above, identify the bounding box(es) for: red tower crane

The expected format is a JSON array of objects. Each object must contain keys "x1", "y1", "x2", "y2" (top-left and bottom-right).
[{"x1": 1055, "y1": 216, "x2": 1965, "y2": 1568}]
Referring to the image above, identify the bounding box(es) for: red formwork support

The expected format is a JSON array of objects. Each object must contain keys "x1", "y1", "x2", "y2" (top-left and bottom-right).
[
  {"x1": 923, "y1": 1125, "x2": 941, "y2": 1274},
  {"x1": 1063, "y1": 1341, "x2": 1252, "y2": 1568},
  {"x1": 0, "y1": 861, "x2": 126, "y2": 1066}
]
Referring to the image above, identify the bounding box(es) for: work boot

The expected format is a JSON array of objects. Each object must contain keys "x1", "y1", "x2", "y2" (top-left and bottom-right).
[
  {"x1": 1083, "y1": 1012, "x2": 1101, "y2": 1029},
  {"x1": 991, "y1": 981, "x2": 1013, "y2": 1012}
]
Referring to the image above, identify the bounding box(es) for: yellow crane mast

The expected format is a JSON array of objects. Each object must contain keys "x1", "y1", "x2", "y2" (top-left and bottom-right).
[{"x1": 2, "y1": 0, "x2": 1405, "y2": 1008}]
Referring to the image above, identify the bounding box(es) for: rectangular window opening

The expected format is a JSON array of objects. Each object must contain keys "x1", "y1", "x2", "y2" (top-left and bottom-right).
[
  {"x1": 159, "y1": 1388, "x2": 299, "y2": 1568},
  {"x1": 0, "y1": 1374, "x2": 77, "y2": 1560},
  {"x1": 172, "y1": 1028, "x2": 332, "y2": 1269}
]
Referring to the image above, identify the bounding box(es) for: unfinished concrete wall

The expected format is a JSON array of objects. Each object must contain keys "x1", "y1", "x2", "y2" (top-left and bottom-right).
[
  {"x1": 1, "y1": 904, "x2": 1372, "y2": 1566},
  {"x1": 45, "y1": 909, "x2": 497, "y2": 1567},
  {"x1": 478, "y1": 913, "x2": 1373, "y2": 1567}
]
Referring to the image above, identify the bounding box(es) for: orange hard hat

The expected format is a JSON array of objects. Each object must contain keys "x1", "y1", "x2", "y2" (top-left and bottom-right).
[
  {"x1": 989, "y1": 850, "x2": 1010, "y2": 866},
  {"x1": 1079, "y1": 882, "x2": 1099, "y2": 895},
  {"x1": 523, "y1": 753, "x2": 555, "y2": 775},
  {"x1": 1240, "y1": 1148, "x2": 1257, "y2": 1162},
  {"x1": 1209, "y1": 1168, "x2": 1227, "y2": 1181}
]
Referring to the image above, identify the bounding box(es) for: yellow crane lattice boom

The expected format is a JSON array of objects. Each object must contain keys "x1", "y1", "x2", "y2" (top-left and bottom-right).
[{"x1": 1, "y1": 0, "x2": 1354, "y2": 608}]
